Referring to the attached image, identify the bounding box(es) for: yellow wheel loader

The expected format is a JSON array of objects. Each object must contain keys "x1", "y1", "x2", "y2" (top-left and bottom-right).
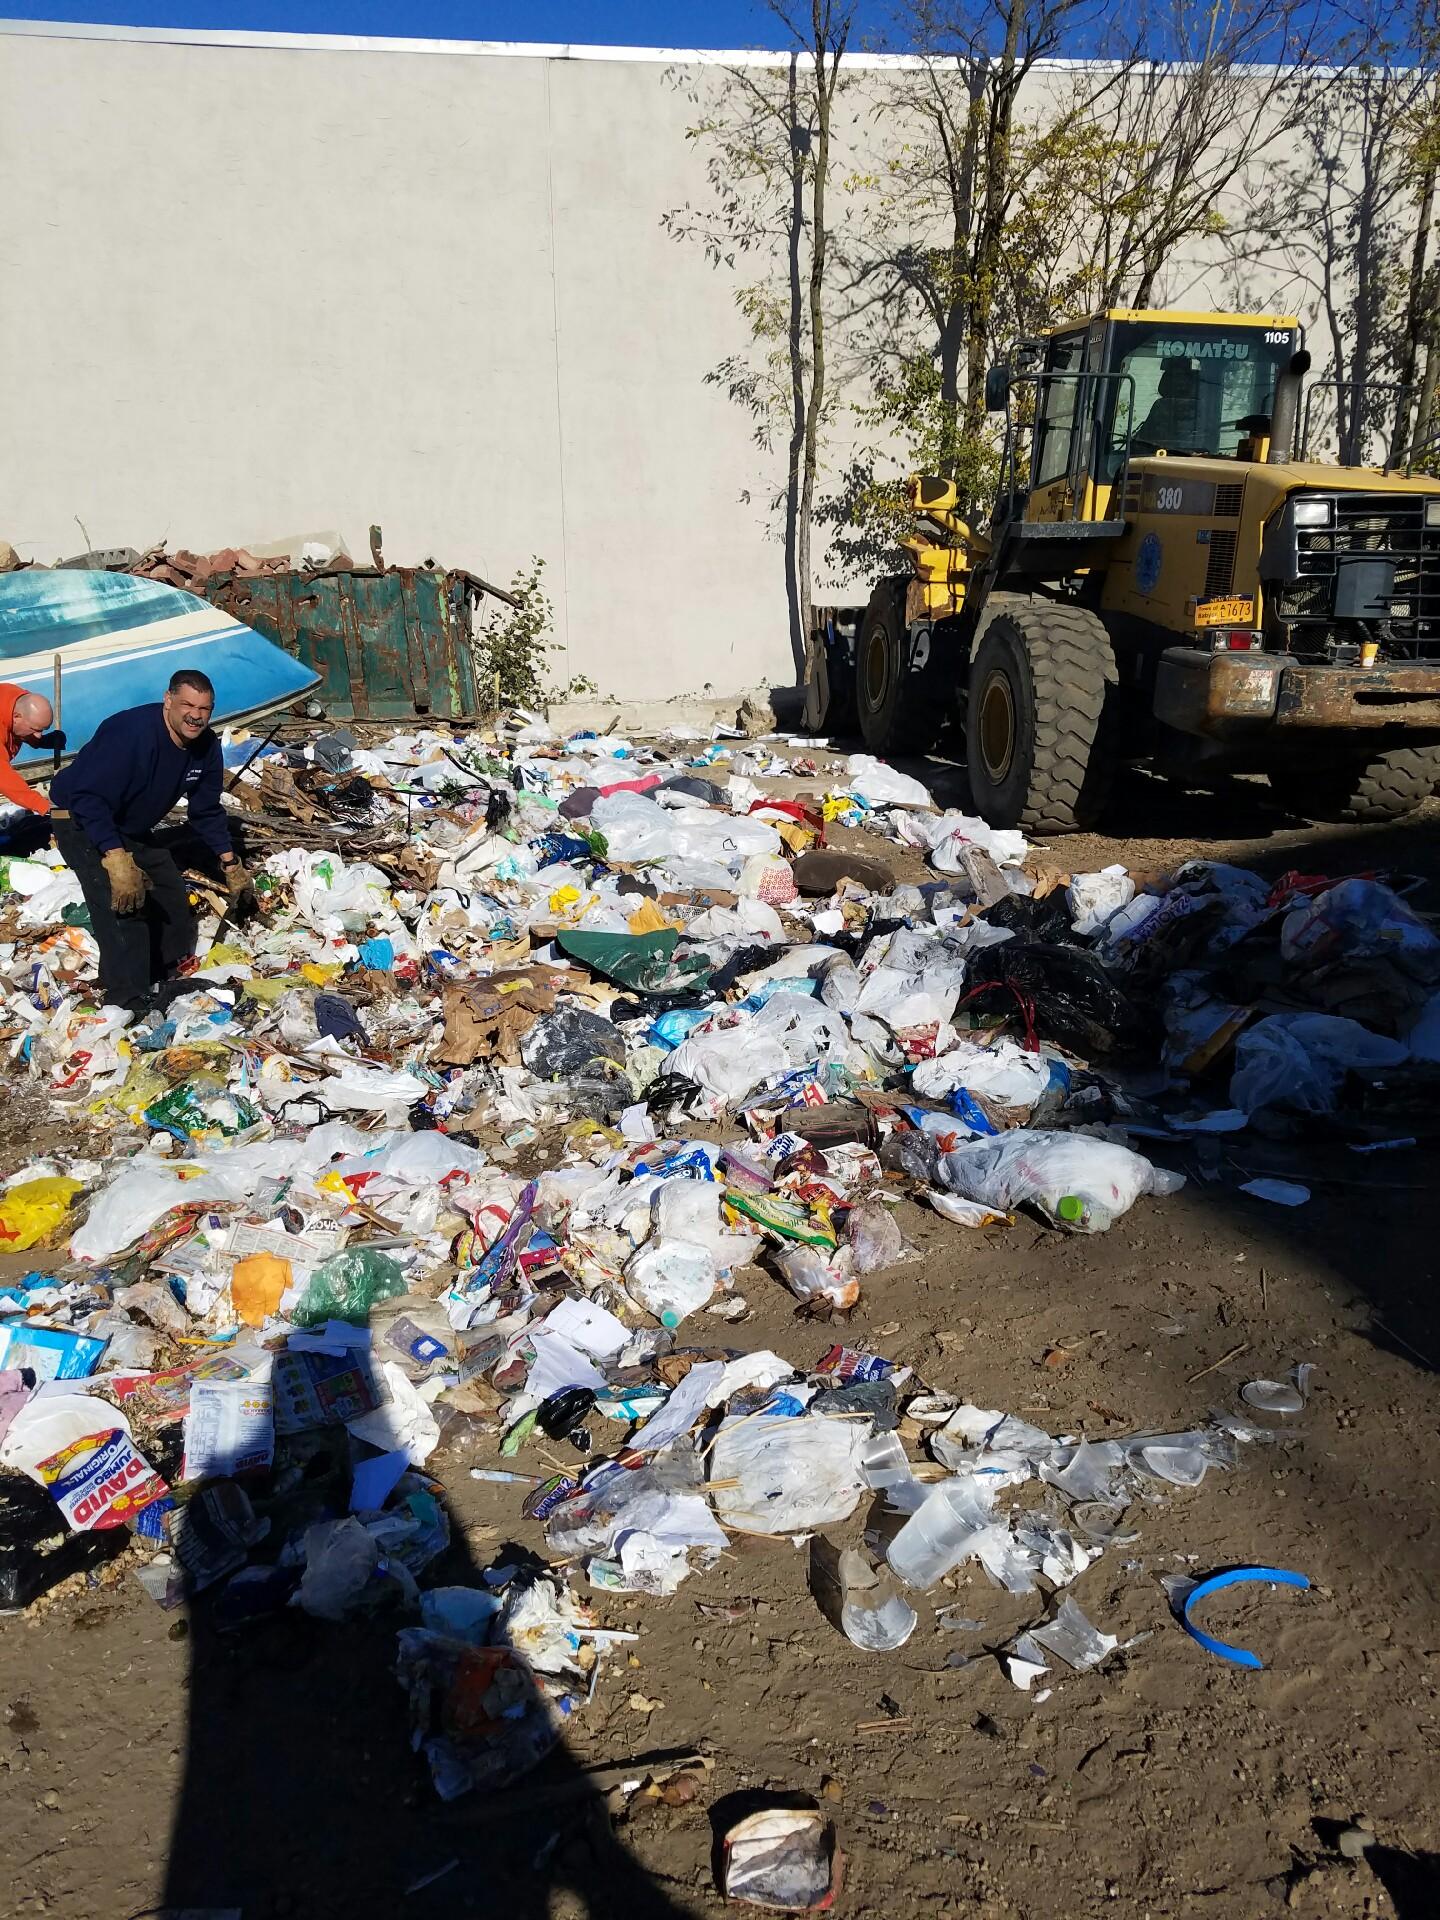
[{"x1": 849, "y1": 308, "x2": 1440, "y2": 830}]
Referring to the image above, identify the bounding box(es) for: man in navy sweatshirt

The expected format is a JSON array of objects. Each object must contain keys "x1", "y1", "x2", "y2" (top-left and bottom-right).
[{"x1": 51, "y1": 669, "x2": 250, "y2": 1010}]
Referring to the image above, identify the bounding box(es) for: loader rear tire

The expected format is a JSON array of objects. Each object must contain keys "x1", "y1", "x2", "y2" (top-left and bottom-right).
[
  {"x1": 1267, "y1": 746, "x2": 1440, "y2": 823},
  {"x1": 855, "y1": 580, "x2": 948, "y2": 756},
  {"x1": 964, "y1": 602, "x2": 1118, "y2": 832}
]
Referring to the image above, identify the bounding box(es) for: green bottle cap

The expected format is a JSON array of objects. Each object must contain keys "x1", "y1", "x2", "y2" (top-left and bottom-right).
[{"x1": 1057, "y1": 1194, "x2": 1085, "y2": 1222}]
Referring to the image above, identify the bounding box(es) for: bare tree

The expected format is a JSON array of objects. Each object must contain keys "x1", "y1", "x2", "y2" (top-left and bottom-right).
[
  {"x1": 1248, "y1": 25, "x2": 1438, "y2": 465},
  {"x1": 839, "y1": 0, "x2": 1126, "y2": 498},
  {"x1": 820, "y1": 0, "x2": 1340, "y2": 554},
  {"x1": 1080, "y1": 0, "x2": 1346, "y2": 308},
  {"x1": 663, "y1": 0, "x2": 854, "y2": 684}
]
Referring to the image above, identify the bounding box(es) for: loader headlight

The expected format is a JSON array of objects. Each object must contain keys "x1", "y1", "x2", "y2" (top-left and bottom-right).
[
  {"x1": 1291, "y1": 498, "x2": 1333, "y2": 528},
  {"x1": 1424, "y1": 498, "x2": 1440, "y2": 529}
]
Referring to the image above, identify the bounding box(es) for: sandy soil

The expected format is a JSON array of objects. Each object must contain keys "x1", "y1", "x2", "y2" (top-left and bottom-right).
[{"x1": 1, "y1": 756, "x2": 1438, "y2": 1920}]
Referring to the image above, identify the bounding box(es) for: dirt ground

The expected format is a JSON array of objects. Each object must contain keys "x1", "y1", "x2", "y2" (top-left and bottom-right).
[{"x1": 2, "y1": 755, "x2": 1439, "y2": 1920}]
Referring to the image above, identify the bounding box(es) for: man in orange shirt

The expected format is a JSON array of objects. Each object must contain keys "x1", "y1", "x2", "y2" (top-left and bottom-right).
[{"x1": 0, "y1": 684, "x2": 55, "y2": 817}]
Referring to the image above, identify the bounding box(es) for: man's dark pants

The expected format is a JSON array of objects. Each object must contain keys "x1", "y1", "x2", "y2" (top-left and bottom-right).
[{"x1": 53, "y1": 820, "x2": 197, "y2": 1008}]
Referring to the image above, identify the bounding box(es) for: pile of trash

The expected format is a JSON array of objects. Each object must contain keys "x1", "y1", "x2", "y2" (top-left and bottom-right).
[{"x1": 1, "y1": 715, "x2": 1431, "y2": 1798}]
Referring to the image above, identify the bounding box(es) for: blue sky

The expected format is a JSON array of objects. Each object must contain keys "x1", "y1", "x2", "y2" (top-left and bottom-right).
[{"x1": 8, "y1": 0, "x2": 904, "y2": 44}]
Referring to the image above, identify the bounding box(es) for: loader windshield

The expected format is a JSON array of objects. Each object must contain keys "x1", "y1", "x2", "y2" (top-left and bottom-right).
[{"x1": 1102, "y1": 320, "x2": 1298, "y2": 473}]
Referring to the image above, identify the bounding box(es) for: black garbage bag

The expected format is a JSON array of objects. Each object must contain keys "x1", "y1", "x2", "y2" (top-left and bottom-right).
[
  {"x1": 708, "y1": 943, "x2": 788, "y2": 995},
  {"x1": 982, "y1": 891, "x2": 1076, "y2": 944},
  {"x1": 961, "y1": 940, "x2": 1155, "y2": 1056},
  {"x1": 521, "y1": 1006, "x2": 627, "y2": 1079},
  {"x1": 644, "y1": 1071, "x2": 706, "y2": 1119},
  {"x1": 609, "y1": 990, "x2": 710, "y2": 1022}
]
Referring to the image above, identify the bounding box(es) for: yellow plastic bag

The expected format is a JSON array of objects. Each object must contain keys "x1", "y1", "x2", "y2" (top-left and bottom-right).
[
  {"x1": 0, "y1": 1176, "x2": 85, "y2": 1251},
  {"x1": 241, "y1": 977, "x2": 293, "y2": 1006}
]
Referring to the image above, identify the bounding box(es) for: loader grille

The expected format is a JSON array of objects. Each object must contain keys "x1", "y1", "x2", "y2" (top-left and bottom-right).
[
  {"x1": 1203, "y1": 530, "x2": 1237, "y2": 598},
  {"x1": 1274, "y1": 491, "x2": 1440, "y2": 659}
]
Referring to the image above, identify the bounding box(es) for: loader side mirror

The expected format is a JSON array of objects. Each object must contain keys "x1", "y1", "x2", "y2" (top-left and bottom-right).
[{"x1": 985, "y1": 365, "x2": 1011, "y2": 413}]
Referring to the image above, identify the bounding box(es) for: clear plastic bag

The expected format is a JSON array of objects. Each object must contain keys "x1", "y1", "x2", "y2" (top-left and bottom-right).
[
  {"x1": 772, "y1": 1243, "x2": 858, "y2": 1311},
  {"x1": 844, "y1": 754, "x2": 934, "y2": 810},
  {"x1": 297, "y1": 1517, "x2": 379, "y2": 1620},
  {"x1": 624, "y1": 1240, "x2": 717, "y2": 1328},
  {"x1": 843, "y1": 1197, "x2": 907, "y2": 1274},
  {"x1": 1281, "y1": 876, "x2": 1440, "y2": 977},
  {"x1": 939, "y1": 1130, "x2": 1183, "y2": 1233},
  {"x1": 710, "y1": 1415, "x2": 869, "y2": 1534}
]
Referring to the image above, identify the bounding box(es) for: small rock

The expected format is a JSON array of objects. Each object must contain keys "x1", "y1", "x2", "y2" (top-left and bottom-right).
[
  {"x1": 736, "y1": 693, "x2": 775, "y2": 738},
  {"x1": 1337, "y1": 1823, "x2": 1376, "y2": 1860}
]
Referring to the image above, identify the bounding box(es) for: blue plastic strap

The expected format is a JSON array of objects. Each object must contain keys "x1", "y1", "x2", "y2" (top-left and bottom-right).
[{"x1": 1179, "y1": 1565, "x2": 1310, "y2": 1670}]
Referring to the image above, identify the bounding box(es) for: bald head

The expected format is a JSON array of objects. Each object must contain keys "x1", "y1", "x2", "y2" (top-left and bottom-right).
[{"x1": 12, "y1": 693, "x2": 53, "y2": 742}]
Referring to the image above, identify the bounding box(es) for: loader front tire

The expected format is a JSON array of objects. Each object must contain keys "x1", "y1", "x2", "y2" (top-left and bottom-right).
[
  {"x1": 964, "y1": 603, "x2": 1118, "y2": 833},
  {"x1": 855, "y1": 580, "x2": 948, "y2": 756},
  {"x1": 1267, "y1": 746, "x2": 1440, "y2": 823}
]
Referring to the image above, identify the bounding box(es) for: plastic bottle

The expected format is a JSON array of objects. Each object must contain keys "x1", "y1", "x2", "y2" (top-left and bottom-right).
[
  {"x1": 1056, "y1": 1194, "x2": 1115, "y2": 1233},
  {"x1": 885, "y1": 1478, "x2": 991, "y2": 1589}
]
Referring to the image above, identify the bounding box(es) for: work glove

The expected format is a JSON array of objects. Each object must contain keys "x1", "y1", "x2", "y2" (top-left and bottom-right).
[
  {"x1": 102, "y1": 848, "x2": 148, "y2": 915},
  {"x1": 222, "y1": 861, "x2": 254, "y2": 906}
]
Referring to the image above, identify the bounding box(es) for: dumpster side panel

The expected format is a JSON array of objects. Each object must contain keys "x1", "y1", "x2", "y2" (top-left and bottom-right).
[
  {"x1": 349, "y1": 575, "x2": 414, "y2": 718},
  {"x1": 402, "y1": 569, "x2": 476, "y2": 718},
  {"x1": 209, "y1": 566, "x2": 484, "y2": 720},
  {"x1": 211, "y1": 574, "x2": 356, "y2": 717}
]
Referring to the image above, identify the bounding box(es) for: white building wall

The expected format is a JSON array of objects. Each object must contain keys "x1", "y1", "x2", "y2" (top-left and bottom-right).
[{"x1": 0, "y1": 22, "x2": 1312, "y2": 700}]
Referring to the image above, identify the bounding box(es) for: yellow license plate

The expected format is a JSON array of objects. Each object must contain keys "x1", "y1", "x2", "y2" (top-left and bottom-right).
[{"x1": 1195, "y1": 596, "x2": 1255, "y2": 628}]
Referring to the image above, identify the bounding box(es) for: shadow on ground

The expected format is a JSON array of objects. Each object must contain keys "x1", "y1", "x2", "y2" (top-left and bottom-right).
[{"x1": 157, "y1": 1452, "x2": 694, "y2": 1920}]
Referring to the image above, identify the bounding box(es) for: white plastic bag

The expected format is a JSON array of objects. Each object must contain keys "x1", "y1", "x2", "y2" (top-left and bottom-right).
[
  {"x1": 1229, "y1": 1012, "x2": 1408, "y2": 1115},
  {"x1": 907, "y1": 809, "x2": 1028, "y2": 872},
  {"x1": 844, "y1": 755, "x2": 934, "y2": 810},
  {"x1": 313, "y1": 1065, "x2": 431, "y2": 1120},
  {"x1": 70, "y1": 1167, "x2": 230, "y2": 1263},
  {"x1": 1068, "y1": 866, "x2": 1136, "y2": 938},
  {"x1": 591, "y1": 792, "x2": 780, "y2": 870},
  {"x1": 669, "y1": 1023, "x2": 788, "y2": 1105},
  {"x1": 939, "y1": 1129, "x2": 1183, "y2": 1232},
  {"x1": 652, "y1": 1180, "x2": 760, "y2": 1275},
  {"x1": 911, "y1": 1037, "x2": 1052, "y2": 1109},
  {"x1": 1405, "y1": 990, "x2": 1440, "y2": 1063}
]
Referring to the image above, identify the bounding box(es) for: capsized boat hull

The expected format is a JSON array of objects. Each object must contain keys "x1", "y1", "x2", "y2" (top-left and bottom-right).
[{"x1": 0, "y1": 570, "x2": 321, "y2": 778}]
